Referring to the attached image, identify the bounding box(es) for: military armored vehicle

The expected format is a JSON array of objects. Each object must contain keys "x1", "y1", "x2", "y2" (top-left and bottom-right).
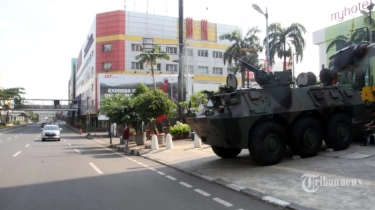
[{"x1": 186, "y1": 57, "x2": 365, "y2": 166}]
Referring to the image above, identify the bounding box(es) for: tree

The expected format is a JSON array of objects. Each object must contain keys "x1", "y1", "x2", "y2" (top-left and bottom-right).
[
  {"x1": 326, "y1": 28, "x2": 368, "y2": 53},
  {"x1": 99, "y1": 94, "x2": 129, "y2": 125},
  {"x1": 179, "y1": 91, "x2": 208, "y2": 112},
  {"x1": 26, "y1": 111, "x2": 39, "y2": 123},
  {"x1": 219, "y1": 27, "x2": 263, "y2": 88},
  {"x1": 135, "y1": 44, "x2": 170, "y2": 90},
  {"x1": 134, "y1": 89, "x2": 177, "y2": 134},
  {"x1": 266, "y1": 22, "x2": 307, "y2": 71},
  {"x1": 0, "y1": 87, "x2": 25, "y2": 123}
]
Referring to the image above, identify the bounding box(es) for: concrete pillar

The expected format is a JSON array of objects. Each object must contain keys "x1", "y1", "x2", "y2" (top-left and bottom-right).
[
  {"x1": 166, "y1": 134, "x2": 173, "y2": 149},
  {"x1": 151, "y1": 134, "x2": 159, "y2": 150},
  {"x1": 194, "y1": 133, "x2": 202, "y2": 148}
]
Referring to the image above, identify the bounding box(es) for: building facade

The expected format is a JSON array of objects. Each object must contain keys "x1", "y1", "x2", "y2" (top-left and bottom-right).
[{"x1": 71, "y1": 10, "x2": 242, "y2": 128}]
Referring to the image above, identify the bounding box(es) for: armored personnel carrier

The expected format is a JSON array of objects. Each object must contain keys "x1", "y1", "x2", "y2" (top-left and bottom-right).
[{"x1": 186, "y1": 57, "x2": 365, "y2": 166}]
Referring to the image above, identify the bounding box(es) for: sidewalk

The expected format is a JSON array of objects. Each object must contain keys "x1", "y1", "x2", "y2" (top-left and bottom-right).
[{"x1": 66, "y1": 125, "x2": 375, "y2": 210}]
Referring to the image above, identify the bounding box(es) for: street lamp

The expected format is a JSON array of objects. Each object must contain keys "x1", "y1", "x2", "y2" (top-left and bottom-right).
[
  {"x1": 361, "y1": 1, "x2": 374, "y2": 86},
  {"x1": 252, "y1": 4, "x2": 270, "y2": 73}
]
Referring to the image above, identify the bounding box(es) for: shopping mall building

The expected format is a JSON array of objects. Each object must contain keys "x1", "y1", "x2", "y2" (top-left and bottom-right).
[{"x1": 69, "y1": 10, "x2": 242, "y2": 129}]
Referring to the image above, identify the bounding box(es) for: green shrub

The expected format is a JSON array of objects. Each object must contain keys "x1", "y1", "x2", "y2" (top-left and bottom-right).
[{"x1": 170, "y1": 122, "x2": 189, "y2": 136}]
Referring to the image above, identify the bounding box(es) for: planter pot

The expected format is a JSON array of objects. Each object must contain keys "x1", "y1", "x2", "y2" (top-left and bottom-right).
[
  {"x1": 162, "y1": 127, "x2": 170, "y2": 134},
  {"x1": 172, "y1": 133, "x2": 189, "y2": 140},
  {"x1": 157, "y1": 133, "x2": 165, "y2": 145},
  {"x1": 129, "y1": 134, "x2": 135, "y2": 143},
  {"x1": 146, "y1": 129, "x2": 154, "y2": 140},
  {"x1": 134, "y1": 132, "x2": 146, "y2": 145}
]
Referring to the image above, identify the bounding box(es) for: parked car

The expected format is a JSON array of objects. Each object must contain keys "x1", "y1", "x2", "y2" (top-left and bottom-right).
[
  {"x1": 41, "y1": 125, "x2": 62, "y2": 141},
  {"x1": 41, "y1": 122, "x2": 47, "y2": 128}
]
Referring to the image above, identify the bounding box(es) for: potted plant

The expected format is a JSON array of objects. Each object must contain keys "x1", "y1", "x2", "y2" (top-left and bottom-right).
[{"x1": 170, "y1": 122, "x2": 190, "y2": 140}]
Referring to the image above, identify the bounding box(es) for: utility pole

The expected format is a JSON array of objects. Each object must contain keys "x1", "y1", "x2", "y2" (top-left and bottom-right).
[{"x1": 178, "y1": 0, "x2": 184, "y2": 121}]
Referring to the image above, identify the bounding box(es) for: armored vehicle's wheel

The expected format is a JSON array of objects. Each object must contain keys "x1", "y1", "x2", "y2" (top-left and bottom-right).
[
  {"x1": 211, "y1": 146, "x2": 241, "y2": 158},
  {"x1": 249, "y1": 122, "x2": 286, "y2": 166},
  {"x1": 290, "y1": 118, "x2": 323, "y2": 158},
  {"x1": 324, "y1": 113, "x2": 352, "y2": 151}
]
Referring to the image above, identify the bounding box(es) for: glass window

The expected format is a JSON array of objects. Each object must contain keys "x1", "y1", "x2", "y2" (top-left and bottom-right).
[
  {"x1": 102, "y1": 44, "x2": 112, "y2": 52},
  {"x1": 131, "y1": 44, "x2": 143, "y2": 51},
  {"x1": 198, "y1": 66, "x2": 209, "y2": 74},
  {"x1": 198, "y1": 50, "x2": 208, "y2": 57},
  {"x1": 166, "y1": 47, "x2": 178, "y2": 54},
  {"x1": 187, "y1": 65, "x2": 194, "y2": 74},
  {"x1": 157, "y1": 63, "x2": 161, "y2": 70},
  {"x1": 131, "y1": 62, "x2": 144, "y2": 70},
  {"x1": 166, "y1": 64, "x2": 178, "y2": 72},
  {"x1": 213, "y1": 67, "x2": 223, "y2": 74},
  {"x1": 186, "y1": 49, "x2": 193, "y2": 56},
  {"x1": 102, "y1": 62, "x2": 112, "y2": 70},
  {"x1": 213, "y1": 51, "x2": 223, "y2": 58}
]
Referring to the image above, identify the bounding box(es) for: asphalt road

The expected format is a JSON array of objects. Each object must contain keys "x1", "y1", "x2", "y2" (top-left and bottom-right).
[{"x1": 0, "y1": 124, "x2": 280, "y2": 210}]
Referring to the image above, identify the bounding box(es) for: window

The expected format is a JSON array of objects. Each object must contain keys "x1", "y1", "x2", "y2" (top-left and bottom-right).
[
  {"x1": 166, "y1": 47, "x2": 178, "y2": 54},
  {"x1": 187, "y1": 65, "x2": 194, "y2": 74},
  {"x1": 102, "y1": 44, "x2": 112, "y2": 52},
  {"x1": 198, "y1": 50, "x2": 208, "y2": 57},
  {"x1": 131, "y1": 62, "x2": 143, "y2": 70},
  {"x1": 157, "y1": 63, "x2": 161, "y2": 70},
  {"x1": 213, "y1": 51, "x2": 223, "y2": 58},
  {"x1": 198, "y1": 66, "x2": 209, "y2": 74},
  {"x1": 213, "y1": 67, "x2": 223, "y2": 75},
  {"x1": 186, "y1": 49, "x2": 193, "y2": 56},
  {"x1": 102, "y1": 62, "x2": 112, "y2": 71},
  {"x1": 91, "y1": 83, "x2": 94, "y2": 91},
  {"x1": 131, "y1": 44, "x2": 143, "y2": 51},
  {"x1": 166, "y1": 64, "x2": 178, "y2": 72}
]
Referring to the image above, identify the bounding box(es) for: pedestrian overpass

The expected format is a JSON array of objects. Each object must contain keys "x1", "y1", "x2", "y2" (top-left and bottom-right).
[{"x1": 11, "y1": 99, "x2": 79, "y2": 111}]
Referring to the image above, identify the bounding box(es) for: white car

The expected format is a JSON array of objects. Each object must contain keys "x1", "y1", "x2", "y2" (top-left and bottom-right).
[{"x1": 41, "y1": 125, "x2": 62, "y2": 141}]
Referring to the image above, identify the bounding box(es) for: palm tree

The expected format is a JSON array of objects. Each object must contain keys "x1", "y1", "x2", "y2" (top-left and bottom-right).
[
  {"x1": 266, "y1": 22, "x2": 307, "y2": 71},
  {"x1": 135, "y1": 44, "x2": 170, "y2": 90},
  {"x1": 326, "y1": 28, "x2": 368, "y2": 53},
  {"x1": 219, "y1": 27, "x2": 263, "y2": 88}
]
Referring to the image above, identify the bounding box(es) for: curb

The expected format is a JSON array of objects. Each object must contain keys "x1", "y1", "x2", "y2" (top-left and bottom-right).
[
  {"x1": 91, "y1": 139, "x2": 315, "y2": 210},
  {"x1": 0, "y1": 123, "x2": 32, "y2": 133},
  {"x1": 139, "y1": 154, "x2": 316, "y2": 210}
]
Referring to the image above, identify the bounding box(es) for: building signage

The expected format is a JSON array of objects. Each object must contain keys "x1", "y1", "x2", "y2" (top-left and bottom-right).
[
  {"x1": 97, "y1": 73, "x2": 178, "y2": 119},
  {"x1": 331, "y1": 1, "x2": 370, "y2": 22},
  {"x1": 84, "y1": 34, "x2": 94, "y2": 57}
]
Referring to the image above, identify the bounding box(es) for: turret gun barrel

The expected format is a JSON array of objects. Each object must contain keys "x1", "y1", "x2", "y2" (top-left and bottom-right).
[{"x1": 229, "y1": 53, "x2": 293, "y2": 87}]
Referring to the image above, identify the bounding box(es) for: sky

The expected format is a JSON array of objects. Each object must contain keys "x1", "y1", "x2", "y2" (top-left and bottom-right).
[{"x1": 0, "y1": 0, "x2": 369, "y2": 99}]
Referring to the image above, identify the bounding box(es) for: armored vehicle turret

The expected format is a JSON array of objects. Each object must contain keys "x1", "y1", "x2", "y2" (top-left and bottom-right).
[{"x1": 186, "y1": 57, "x2": 365, "y2": 166}]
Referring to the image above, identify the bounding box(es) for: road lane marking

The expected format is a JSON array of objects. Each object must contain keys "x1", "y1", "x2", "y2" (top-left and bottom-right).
[
  {"x1": 8, "y1": 138, "x2": 11, "y2": 140},
  {"x1": 157, "y1": 171, "x2": 166, "y2": 175},
  {"x1": 166, "y1": 176, "x2": 177, "y2": 181},
  {"x1": 75, "y1": 149, "x2": 80, "y2": 154},
  {"x1": 0, "y1": 140, "x2": 2, "y2": 143},
  {"x1": 15, "y1": 135, "x2": 18, "y2": 138},
  {"x1": 68, "y1": 143, "x2": 71, "y2": 146},
  {"x1": 148, "y1": 167, "x2": 157, "y2": 171},
  {"x1": 25, "y1": 144, "x2": 30, "y2": 147},
  {"x1": 179, "y1": 182, "x2": 193, "y2": 188},
  {"x1": 213, "y1": 198, "x2": 233, "y2": 207},
  {"x1": 89, "y1": 162, "x2": 103, "y2": 174},
  {"x1": 194, "y1": 189, "x2": 210, "y2": 196},
  {"x1": 13, "y1": 151, "x2": 21, "y2": 157},
  {"x1": 64, "y1": 140, "x2": 66, "y2": 142}
]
